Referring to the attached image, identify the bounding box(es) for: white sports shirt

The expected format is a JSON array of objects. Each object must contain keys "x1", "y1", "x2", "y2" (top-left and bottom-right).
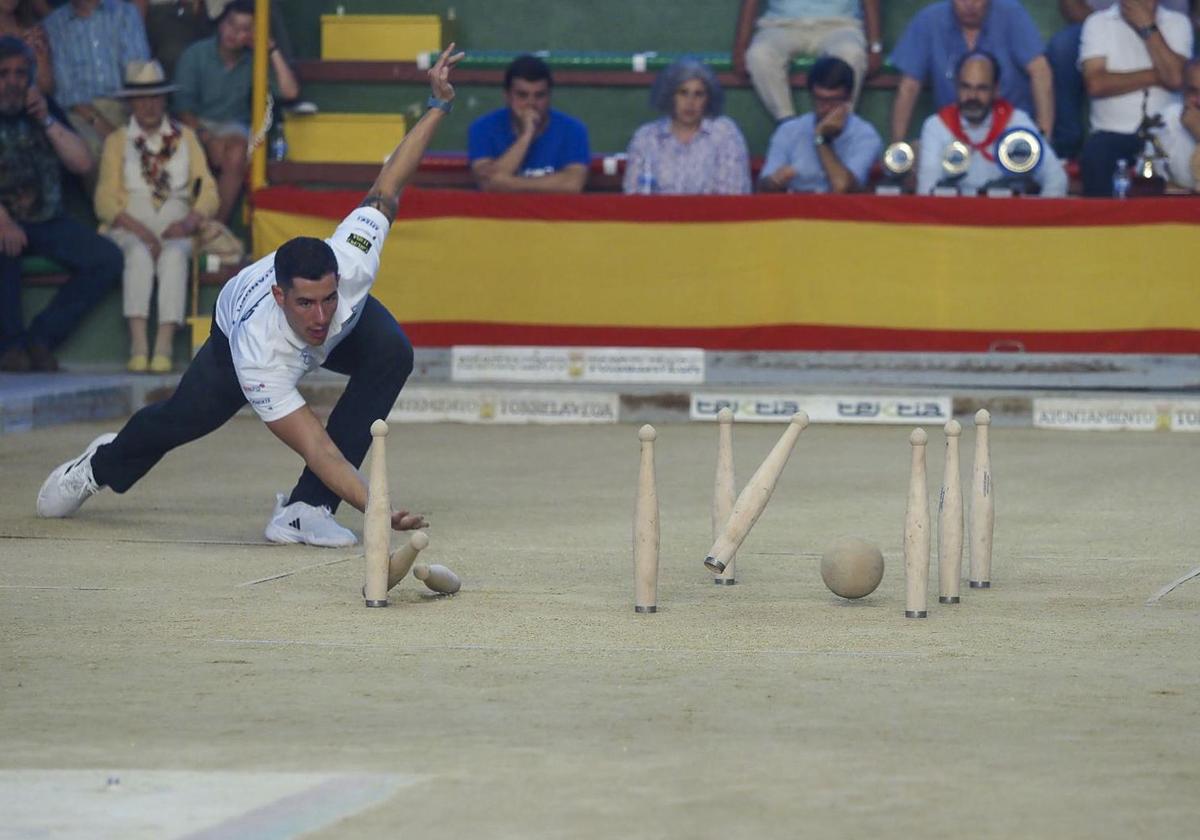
[
  {"x1": 215, "y1": 206, "x2": 390, "y2": 422},
  {"x1": 1079, "y1": 7, "x2": 1194, "y2": 134}
]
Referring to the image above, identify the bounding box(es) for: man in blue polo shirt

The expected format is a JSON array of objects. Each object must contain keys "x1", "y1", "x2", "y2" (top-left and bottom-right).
[
  {"x1": 888, "y1": 0, "x2": 1053, "y2": 143},
  {"x1": 468, "y1": 54, "x2": 590, "y2": 192}
]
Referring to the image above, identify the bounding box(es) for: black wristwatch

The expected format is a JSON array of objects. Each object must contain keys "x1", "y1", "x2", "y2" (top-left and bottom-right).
[
  {"x1": 1136, "y1": 22, "x2": 1159, "y2": 40},
  {"x1": 814, "y1": 132, "x2": 828, "y2": 147}
]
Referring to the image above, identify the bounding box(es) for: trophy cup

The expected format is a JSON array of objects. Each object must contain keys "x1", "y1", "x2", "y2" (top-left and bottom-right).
[
  {"x1": 933, "y1": 140, "x2": 971, "y2": 196},
  {"x1": 1131, "y1": 93, "x2": 1168, "y2": 196},
  {"x1": 875, "y1": 141, "x2": 915, "y2": 195},
  {"x1": 983, "y1": 127, "x2": 1043, "y2": 196}
]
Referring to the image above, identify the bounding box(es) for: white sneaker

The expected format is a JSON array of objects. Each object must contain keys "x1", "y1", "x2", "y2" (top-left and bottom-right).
[
  {"x1": 264, "y1": 492, "x2": 357, "y2": 548},
  {"x1": 36, "y1": 433, "x2": 117, "y2": 518}
]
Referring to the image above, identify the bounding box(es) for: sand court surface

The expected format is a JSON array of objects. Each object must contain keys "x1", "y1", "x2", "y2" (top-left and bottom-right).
[{"x1": 2, "y1": 418, "x2": 1198, "y2": 838}]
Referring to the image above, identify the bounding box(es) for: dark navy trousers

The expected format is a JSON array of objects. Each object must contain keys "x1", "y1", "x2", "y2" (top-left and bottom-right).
[{"x1": 90, "y1": 295, "x2": 414, "y2": 512}]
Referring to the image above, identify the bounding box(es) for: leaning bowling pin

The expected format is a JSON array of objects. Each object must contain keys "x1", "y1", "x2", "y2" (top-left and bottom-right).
[
  {"x1": 712, "y1": 408, "x2": 737, "y2": 584},
  {"x1": 704, "y1": 411, "x2": 809, "y2": 574},
  {"x1": 363, "y1": 419, "x2": 391, "y2": 607},
  {"x1": 633, "y1": 424, "x2": 659, "y2": 613},
  {"x1": 938, "y1": 420, "x2": 964, "y2": 604},
  {"x1": 904, "y1": 428, "x2": 931, "y2": 618},
  {"x1": 413, "y1": 563, "x2": 461, "y2": 595},
  {"x1": 388, "y1": 531, "x2": 429, "y2": 591},
  {"x1": 969, "y1": 409, "x2": 994, "y2": 588}
]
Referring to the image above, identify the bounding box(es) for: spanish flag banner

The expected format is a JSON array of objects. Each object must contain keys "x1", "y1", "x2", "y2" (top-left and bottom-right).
[{"x1": 252, "y1": 187, "x2": 1200, "y2": 353}]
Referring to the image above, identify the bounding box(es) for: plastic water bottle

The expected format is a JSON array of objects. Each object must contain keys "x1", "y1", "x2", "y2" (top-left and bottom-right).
[
  {"x1": 1112, "y1": 158, "x2": 1130, "y2": 199},
  {"x1": 270, "y1": 129, "x2": 287, "y2": 162},
  {"x1": 636, "y1": 156, "x2": 656, "y2": 195}
]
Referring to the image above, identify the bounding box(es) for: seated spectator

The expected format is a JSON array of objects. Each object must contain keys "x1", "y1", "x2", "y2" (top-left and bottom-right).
[
  {"x1": 95, "y1": 60, "x2": 217, "y2": 373},
  {"x1": 468, "y1": 54, "x2": 590, "y2": 193},
  {"x1": 890, "y1": 0, "x2": 1053, "y2": 142},
  {"x1": 622, "y1": 59, "x2": 750, "y2": 195},
  {"x1": 0, "y1": 36, "x2": 121, "y2": 372},
  {"x1": 734, "y1": 0, "x2": 883, "y2": 120},
  {"x1": 1079, "y1": 0, "x2": 1193, "y2": 196},
  {"x1": 42, "y1": 0, "x2": 150, "y2": 164},
  {"x1": 1155, "y1": 56, "x2": 1200, "y2": 189},
  {"x1": 173, "y1": 0, "x2": 299, "y2": 222},
  {"x1": 140, "y1": 0, "x2": 214, "y2": 79},
  {"x1": 758, "y1": 55, "x2": 882, "y2": 193},
  {"x1": 0, "y1": 0, "x2": 53, "y2": 93},
  {"x1": 916, "y1": 51, "x2": 1067, "y2": 196},
  {"x1": 1047, "y1": 0, "x2": 1189, "y2": 158}
]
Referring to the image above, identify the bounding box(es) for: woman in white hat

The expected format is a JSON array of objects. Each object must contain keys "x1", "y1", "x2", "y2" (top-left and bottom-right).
[{"x1": 95, "y1": 59, "x2": 218, "y2": 373}]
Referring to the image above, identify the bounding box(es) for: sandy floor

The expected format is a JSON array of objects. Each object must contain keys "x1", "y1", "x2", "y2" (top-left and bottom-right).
[{"x1": 1, "y1": 418, "x2": 1198, "y2": 838}]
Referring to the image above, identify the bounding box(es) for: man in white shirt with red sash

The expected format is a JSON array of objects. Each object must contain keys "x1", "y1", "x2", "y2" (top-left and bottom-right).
[
  {"x1": 36, "y1": 46, "x2": 464, "y2": 548},
  {"x1": 917, "y1": 50, "x2": 1068, "y2": 196}
]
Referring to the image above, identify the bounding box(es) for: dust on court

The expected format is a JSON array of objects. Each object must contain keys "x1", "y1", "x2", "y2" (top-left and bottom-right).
[{"x1": 1, "y1": 418, "x2": 1198, "y2": 838}]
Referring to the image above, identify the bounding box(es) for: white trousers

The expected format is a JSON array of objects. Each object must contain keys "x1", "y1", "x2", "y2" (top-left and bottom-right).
[
  {"x1": 746, "y1": 17, "x2": 868, "y2": 120},
  {"x1": 105, "y1": 194, "x2": 193, "y2": 325}
]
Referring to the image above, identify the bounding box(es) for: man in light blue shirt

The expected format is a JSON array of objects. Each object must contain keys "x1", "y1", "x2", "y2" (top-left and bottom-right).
[
  {"x1": 759, "y1": 56, "x2": 883, "y2": 192},
  {"x1": 43, "y1": 0, "x2": 150, "y2": 161},
  {"x1": 734, "y1": 0, "x2": 883, "y2": 120},
  {"x1": 889, "y1": 0, "x2": 1052, "y2": 143}
]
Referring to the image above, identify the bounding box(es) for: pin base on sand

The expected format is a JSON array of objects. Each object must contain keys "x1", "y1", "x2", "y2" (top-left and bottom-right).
[
  {"x1": 969, "y1": 581, "x2": 991, "y2": 589},
  {"x1": 704, "y1": 557, "x2": 725, "y2": 574},
  {"x1": 634, "y1": 606, "x2": 657, "y2": 614},
  {"x1": 713, "y1": 578, "x2": 737, "y2": 585},
  {"x1": 365, "y1": 599, "x2": 388, "y2": 608},
  {"x1": 939, "y1": 596, "x2": 960, "y2": 604},
  {"x1": 904, "y1": 610, "x2": 928, "y2": 619}
]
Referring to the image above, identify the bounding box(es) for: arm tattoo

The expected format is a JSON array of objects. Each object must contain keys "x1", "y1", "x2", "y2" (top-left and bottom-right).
[{"x1": 359, "y1": 192, "x2": 399, "y2": 224}]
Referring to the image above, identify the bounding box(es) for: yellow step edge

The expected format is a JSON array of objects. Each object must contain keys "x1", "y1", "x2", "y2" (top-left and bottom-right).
[
  {"x1": 283, "y1": 113, "x2": 408, "y2": 164},
  {"x1": 321, "y1": 14, "x2": 441, "y2": 61}
]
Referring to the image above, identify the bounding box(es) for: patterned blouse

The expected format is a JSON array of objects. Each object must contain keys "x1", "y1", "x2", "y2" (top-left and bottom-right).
[{"x1": 623, "y1": 116, "x2": 752, "y2": 195}]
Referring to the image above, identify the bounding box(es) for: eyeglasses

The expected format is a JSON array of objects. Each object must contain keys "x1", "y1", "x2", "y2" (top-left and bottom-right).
[{"x1": 810, "y1": 93, "x2": 850, "y2": 107}]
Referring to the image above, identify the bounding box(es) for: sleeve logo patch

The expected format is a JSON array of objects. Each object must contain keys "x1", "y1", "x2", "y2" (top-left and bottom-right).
[{"x1": 347, "y1": 232, "x2": 372, "y2": 253}]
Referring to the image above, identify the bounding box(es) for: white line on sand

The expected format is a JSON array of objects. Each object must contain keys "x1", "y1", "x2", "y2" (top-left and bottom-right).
[
  {"x1": 236, "y1": 557, "x2": 352, "y2": 587},
  {"x1": 1145, "y1": 564, "x2": 1200, "y2": 606},
  {"x1": 209, "y1": 637, "x2": 924, "y2": 658}
]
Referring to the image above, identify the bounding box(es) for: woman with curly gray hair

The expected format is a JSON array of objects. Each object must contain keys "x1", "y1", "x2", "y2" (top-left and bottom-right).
[{"x1": 623, "y1": 58, "x2": 751, "y2": 194}]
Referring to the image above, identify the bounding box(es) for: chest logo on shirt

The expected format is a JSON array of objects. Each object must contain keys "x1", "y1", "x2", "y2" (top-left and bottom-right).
[{"x1": 346, "y1": 233, "x2": 372, "y2": 254}]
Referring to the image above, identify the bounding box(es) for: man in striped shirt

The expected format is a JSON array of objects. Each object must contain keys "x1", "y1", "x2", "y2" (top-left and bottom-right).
[{"x1": 42, "y1": 0, "x2": 149, "y2": 164}]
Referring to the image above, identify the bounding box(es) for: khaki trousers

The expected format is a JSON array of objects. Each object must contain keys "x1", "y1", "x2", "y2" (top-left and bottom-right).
[
  {"x1": 104, "y1": 195, "x2": 193, "y2": 324},
  {"x1": 746, "y1": 17, "x2": 867, "y2": 120}
]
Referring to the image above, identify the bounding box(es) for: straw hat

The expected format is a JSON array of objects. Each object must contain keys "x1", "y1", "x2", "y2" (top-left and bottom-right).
[{"x1": 115, "y1": 60, "x2": 178, "y2": 97}]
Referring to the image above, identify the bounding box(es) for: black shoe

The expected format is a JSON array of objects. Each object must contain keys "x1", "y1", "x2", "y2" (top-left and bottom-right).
[
  {"x1": 27, "y1": 343, "x2": 59, "y2": 372},
  {"x1": 0, "y1": 345, "x2": 31, "y2": 372}
]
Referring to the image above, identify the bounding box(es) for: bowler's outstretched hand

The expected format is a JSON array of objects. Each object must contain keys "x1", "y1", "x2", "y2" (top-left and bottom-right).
[
  {"x1": 392, "y1": 509, "x2": 428, "y2": 531},
  {"x1": 430, "y1": 43, "x2": 465, "y2": 101}
]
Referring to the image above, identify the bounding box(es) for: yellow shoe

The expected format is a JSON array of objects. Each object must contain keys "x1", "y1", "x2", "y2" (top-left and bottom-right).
[
  {"x1": 149, "y1": 354, "x2": 172, "y2": 373},
  {"x1": 127, "y1": 354, "x2": 148, "y2": 373}
]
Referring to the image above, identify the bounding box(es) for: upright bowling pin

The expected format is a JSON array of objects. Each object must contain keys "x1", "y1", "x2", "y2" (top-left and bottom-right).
[
  {"x1": 388, "y1": 531, "x2": 429, "y2": 591},
  {"x1": 633, "y1": 424, "x2": 659, "y2": 613},
  {"x1": 938, "y1": 420, "x2": 964, "y2": 604},
  {"x1": 904, "y1": 428, "x2": 930, "y2": 619},
  {"x1": 712, "y1": 408, "x2": 737, "y2": 585},
  {"x1": 413, "y1": 563, "x2": 461, "y2": 595},
  {"x1": 363, "y1": 419, "x2": 391, "y2": 608},
  {"x1": 704, "y1": 412, "x2": 809, "y2": 574},
  {"x1": 969, "y1": 409, "x2": 995, "y2": 589}
]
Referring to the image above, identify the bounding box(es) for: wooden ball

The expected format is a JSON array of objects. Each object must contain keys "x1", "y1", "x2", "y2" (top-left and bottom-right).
[{"x1": 820, "y1": 537, "x2": 885, "y2": 600}]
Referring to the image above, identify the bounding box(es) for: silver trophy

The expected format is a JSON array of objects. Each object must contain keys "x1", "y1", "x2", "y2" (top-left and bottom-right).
[
  {"x1": 985, "y1": 127, "x2": 1044, "y2": 195},
  {"x1": 876, "y1": 141, "x2": 915, "y2": 195},
  {"x1": 934, "y1": 140, "x2": 971, "y2": 194}
]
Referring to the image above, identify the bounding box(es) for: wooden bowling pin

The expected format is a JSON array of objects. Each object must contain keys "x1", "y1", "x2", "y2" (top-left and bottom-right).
[
  {"x1": 712, "y1": 408, "x2": 737, "y2": 585},
  {"x1": 704, "y1": 411, "x2": 809, "y2": 574},
  {"x1": 904, "y1": 428, "x2": 931, "y2": 618},
  {"x1": 363, "y1": 419, "x2": 391, "y2": 608},
  {"x1": 413, "y1": 563, "x2": 461, "y2": 595},
  {"x1": 938, "y1": 420, "x2": 964, "y2": 604},
  {"x1": 969, "y1": 409, "x2": 995, "y2": 589},
  {"x1": 388, "y1": 531, "x2": 429, "y2": 591},
  {"x1": 633, "y1": 424, "x2": 659, "y2": 613}
]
